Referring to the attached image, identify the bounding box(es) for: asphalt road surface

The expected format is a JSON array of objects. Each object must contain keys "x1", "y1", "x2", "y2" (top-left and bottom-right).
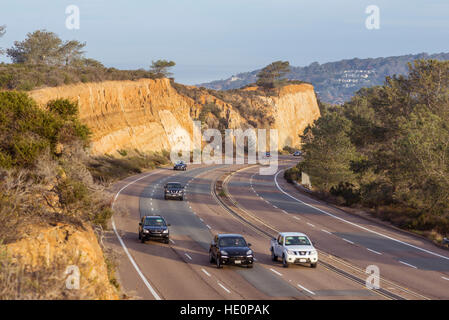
[{"x1": 106, "y1": 157, "x2": 449, "y2": 300}]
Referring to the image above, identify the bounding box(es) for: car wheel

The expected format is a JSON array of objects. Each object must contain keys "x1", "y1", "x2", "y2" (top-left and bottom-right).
[
  {"x1": 209, "y1": 251, "x2": 215, "y2": 263},
  {"x1": 282, "y1": 255, "x2": 289, "y2": 268},
  {"x1": 216, "y1": 257, "x2": 222, "y2": 269},
  {"x1": 164, "y1": 238, "x2": 169, "y2": 244},
  {"x1": 180, "y1": 197, "x2": 184, "y2": 201},
  {"x1": 141, "y1": 237, "x2": 145, "y2": 243},
  {"x1": 271, "y1": 248, "x2": 277, "y2": 261},
  {"x1": 311, "y1": 262, "x2": 317, "y2": 268},
  {"x1": 138, "y1": 232, "x2": 141, "y2": 240},
  {"x1": 164, "y1": 195, "x2": 167, "y2": 200}
]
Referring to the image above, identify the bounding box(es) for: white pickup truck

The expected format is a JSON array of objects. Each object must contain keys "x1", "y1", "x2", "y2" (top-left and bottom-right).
[{"x1": 270, "y1": 232, "x2": 318, "y2": 268}]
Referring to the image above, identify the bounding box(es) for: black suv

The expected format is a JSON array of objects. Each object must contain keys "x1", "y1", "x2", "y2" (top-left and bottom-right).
[
  {"x1": 164, "y1": 182, "x2": 184, "y2": 200},
  {"x1": 139, "y1": 215, "x2": 170, "y2": 243},
  {"x1": 173, "y1": 161, "x2": 187, "y2": 171},
  {"x1": 209, "y1": 234, "x2": 254, "y2": 268}
]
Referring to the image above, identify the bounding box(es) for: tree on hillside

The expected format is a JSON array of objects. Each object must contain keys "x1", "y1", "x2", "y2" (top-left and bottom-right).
[
  {"x1": 6, "y1": 30, "x2": 85, "y2": 66},
  {"x1": 150, "y1": 59, "x2": 176, "y2": 78},
  {"x1": 59, "y1": 40, "x2": 86, "y2": 66},
  {"x1": 72, "y1": 57, "x2": 105, "y2": 69},
  {"x1": 256, "y1": 61, "x2": 291, "y2": 89},
  {"x1": 300, "y1": 112, "x2": 358, "y2": 191}
]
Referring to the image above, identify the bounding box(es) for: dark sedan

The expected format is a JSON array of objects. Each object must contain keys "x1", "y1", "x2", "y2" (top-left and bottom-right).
[
  {"x1": 209, "y1": 234, "x2": 254, "y2": 268},
  {"x1": 138, "y1": 215, "x2": 170, "y2": 244},
  {"x1": 164, "y1": 182, "x2": 184, "y2": 200}
]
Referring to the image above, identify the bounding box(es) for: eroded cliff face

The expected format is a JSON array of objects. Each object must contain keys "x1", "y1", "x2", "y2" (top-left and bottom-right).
[
  {"x1": 269, "y1": 84, "x2": 321, "y2": 148},
  {"x1": 30, "y1": 78, "x2": 320, "y2": 154},
  {"x1": 6, "y1": 223, "x2": 118, "y2": 299}
]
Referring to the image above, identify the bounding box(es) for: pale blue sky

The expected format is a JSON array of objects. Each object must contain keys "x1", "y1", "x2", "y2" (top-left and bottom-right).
[{"x1": 1, "y1": 0, "x2": 448, "y2": 84}]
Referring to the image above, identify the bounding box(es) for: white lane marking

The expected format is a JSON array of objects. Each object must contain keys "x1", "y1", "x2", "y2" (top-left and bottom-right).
[
  {"x1": 273, "y1": 205, "x2": 278, "y2": 209},
  {"x1": 367, "y1": 248, "x2": 382, "y2": 255},
  {"x1": 201, "y1": 268, "x2": 211, "y2": 277},
  {"x1": 169, "y1": 239, "x2": 175, "y2": 244},
  {"x1": 185, "y1": 253, "x2": 193, "y2": 260},
  {"x1": 111, "y1": 171, "x2": 162, "y2": 300},
  {"x1": 399, "y1": 260, "x2": 418, "y2": 269},
  {"x1": 274, "y1": 170, "x2": 449, "y2": 262},
  {"x1": 442, "y1": 276, "x2": 449, "y2": 281},
  {"x1": 297, "y1": 283, "x2": 316, "y2": 295},
  {"x1": 321, "y1": 229, "x2": 332, "y2": 234},
  {"x1": 307, "y1": 222, "x2": 315, "y2": 227},
  {"x1": 199, "y1": 218, "x2": 204, "y2": 222},
  {"x1": 293, "y1": 216, "x2": 300, "y2": 220},
  {"x1": 342, "y1": 238, "x2": 354, "y2": 244},
  {"x1": 218, "y1": 282, "x2": 231, "y2": 293},
  {"x1": 270, "y1": 268, "x2": 283, "y2": 276},
  {"x1": 206, "y1": 224, "x2": 211, "y2": 229}
]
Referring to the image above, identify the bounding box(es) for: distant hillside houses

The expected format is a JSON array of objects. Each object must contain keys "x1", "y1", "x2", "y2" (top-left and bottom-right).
[{"x1": 198, "y1": 52, "x2": 449, "y2": 104}]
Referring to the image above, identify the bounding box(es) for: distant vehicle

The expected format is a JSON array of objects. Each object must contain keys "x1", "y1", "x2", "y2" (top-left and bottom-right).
[
  {"x1": 270, "y1": 232, "x2": 318, "y2": 268},
  {"x1": 293, "y1": 151, "x2": 302, "y2": 156},
  {"x1": 265, "y1": 151, "x2": 271, "y2": 157},
  {"x1": 164, "y1": 182, "x2": 184, "y2": 200},
  {"x1": 209, "y1": 234, "x2": 254, "y2": 268},
  {"x1": 173, "y1": 160, "x2": 187, "y2": 171},
  {"x1": 139, "y1": 215, "x2": 170, "y2": 244}
]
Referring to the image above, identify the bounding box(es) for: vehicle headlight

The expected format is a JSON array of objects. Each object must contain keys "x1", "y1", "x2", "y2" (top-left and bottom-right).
[
  {"x1": 220, "y1": 250, "x2": 228, "y2": 256},
  {"x1": 163, "y1": 229, "x2": 169, "y2": 234},
  {"x1": 286, "y1": 250, "x2": 294, "y2": 255},
  {"x1": 143, "y1": 229, "x2": 149, "y2": 233},
  {"x1": 310, "y1": 250, "x2": 317, "y2": 255},
  {"x1": 246, "y1": 250, "x2": 253, "y2": 256}
]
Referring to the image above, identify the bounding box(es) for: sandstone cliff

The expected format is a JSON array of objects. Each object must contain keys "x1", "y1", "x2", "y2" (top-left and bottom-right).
[
  {"x1": 6, "y1": 223, "x2": 118, "y2": 299},
  {"x1": 30, "y1": 78, "x2": 320, "y2": 155}
]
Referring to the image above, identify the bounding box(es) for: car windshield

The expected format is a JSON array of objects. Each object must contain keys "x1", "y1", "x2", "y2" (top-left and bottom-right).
[
  {"x1": 285, "y1": 236, "x2": 311, "y2": 246},
  {"x1": 167, "y1": 183, "x2": 182, "y2": 188},
  {"x1": 176, "y1": 161, "x2": 184, "y2": 165},
  {"x1": 219, "y1": 236, "x2": 247, "y2": 247},
  {"x1": 144, "y1": 217, "x2": 166, "y2": 227}
]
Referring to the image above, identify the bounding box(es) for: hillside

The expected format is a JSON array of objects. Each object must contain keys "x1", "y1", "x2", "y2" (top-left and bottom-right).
[
  {"x1": 198, "y1": 52, "x2": 449, "y2": 104},
  {"x1": 29, "y1": 79, "x2": 320, "y2": 154},
  {"x1": 286, "y1": 59, "x2": 449, "y2": 242}
]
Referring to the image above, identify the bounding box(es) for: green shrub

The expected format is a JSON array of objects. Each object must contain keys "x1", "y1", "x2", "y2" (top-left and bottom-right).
[
  {"x1": 93, "y1": 207, "x2": 114, "y2": 230},
  {"x1": 330, "y1": 182, "x2": 361, "y2": 206},
  {"x1": 57, "y1": 178, "x2": 89, "y2": 206},
  {"x1": 47, "y1": 99, "x2": 78, "y2": 119},
  {"x1": 284, "y1": 166, "x2": 301, "y2": 183},
  {"x1": 0, "y1": 93, "x2": 90, "y2": 169}
]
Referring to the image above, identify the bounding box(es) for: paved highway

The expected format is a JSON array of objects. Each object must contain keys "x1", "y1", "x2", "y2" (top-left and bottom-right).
[
  {"x1": 106, "y1": 157, "x2": 449, "y2": 300},
  {"x1": 226, "y1": 159, "x2": 449, "y2": 299}
]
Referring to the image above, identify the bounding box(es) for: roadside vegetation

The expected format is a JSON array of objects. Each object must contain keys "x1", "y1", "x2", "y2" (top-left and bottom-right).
[
  {"x1": 0, "y1": 91, "x2": 141, "y2": 298},
  {"x1": 89, "y1": 149, "x2": 170, "y2": 184},
  {"x1": 286, "y1": 60, "x2": 449, "y2": 244}
]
